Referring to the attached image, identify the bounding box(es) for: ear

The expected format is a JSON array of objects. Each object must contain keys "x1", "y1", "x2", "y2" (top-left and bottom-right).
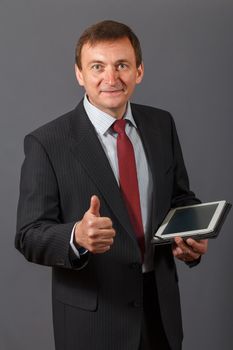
[
  {"x1": 136, "y1": 62, "x2": 144, "y2": 84},
  {"x1": 75, "y1": 64, "x2": 84, "y2": 86}
]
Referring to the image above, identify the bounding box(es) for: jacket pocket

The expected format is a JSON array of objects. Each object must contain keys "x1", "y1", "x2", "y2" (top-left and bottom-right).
[{"x1": 52, "y1": 266, "x2": 98, "y2": 311}]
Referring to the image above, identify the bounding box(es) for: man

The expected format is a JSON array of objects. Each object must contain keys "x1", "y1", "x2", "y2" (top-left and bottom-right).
[{"x1": 15, "y1": 20, "x2": 208, "y2": 350}]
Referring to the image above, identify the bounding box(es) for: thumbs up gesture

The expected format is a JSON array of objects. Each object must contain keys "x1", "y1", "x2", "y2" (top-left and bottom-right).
[{"x1": 74, "y1": 195, "x2": 116, "y2": 254}]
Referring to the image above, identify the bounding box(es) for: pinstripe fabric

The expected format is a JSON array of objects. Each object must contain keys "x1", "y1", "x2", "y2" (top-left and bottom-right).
[{"x1": 15, "y1": 100, "x2": 200, "y2": 350}]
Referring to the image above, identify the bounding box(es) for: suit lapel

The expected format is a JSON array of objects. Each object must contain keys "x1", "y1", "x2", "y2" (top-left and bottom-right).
[
  {"x1": 132, "y1": 105, "x2": 163, "y2": 232},
  {"x1": 68, "y1": 101, "x2": 137, "y2": 244}
]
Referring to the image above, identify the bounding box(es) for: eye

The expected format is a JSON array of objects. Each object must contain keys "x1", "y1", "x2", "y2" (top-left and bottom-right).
[
  {"x1": 117, "y1": 63, "x2": 128, "y2": 70},
  {"x1": 91, "y1": 64, "x2": 104, "y2": 71}
]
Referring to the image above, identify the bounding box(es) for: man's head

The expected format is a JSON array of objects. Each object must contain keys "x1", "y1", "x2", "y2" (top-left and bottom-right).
[
  {"x1": 75, "y1": 20, "x2": 144, "y2": 119},
  {"x1": 75, "y1": 20, "x2": 142, "y2": 70}
]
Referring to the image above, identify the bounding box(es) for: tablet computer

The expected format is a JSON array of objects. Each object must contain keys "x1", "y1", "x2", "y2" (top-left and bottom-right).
[{"x1": 151, "y1": 200, "x2": 231, "y2": 245}]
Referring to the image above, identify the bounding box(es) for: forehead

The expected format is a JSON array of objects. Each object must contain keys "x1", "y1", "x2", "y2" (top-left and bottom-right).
[{"x1": 80, "y1": 37, "x2": 136, "y2": 64}]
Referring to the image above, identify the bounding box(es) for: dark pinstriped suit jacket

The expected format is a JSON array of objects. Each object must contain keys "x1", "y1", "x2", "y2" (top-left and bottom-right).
[{"x1": 15, "y1": 100, "x2": 200, "y2": 350}]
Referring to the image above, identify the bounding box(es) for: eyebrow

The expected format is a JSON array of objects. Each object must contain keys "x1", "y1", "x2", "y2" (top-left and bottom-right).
[{"x1": 88, "y1": 59, "x2": 131, "y2": 65}]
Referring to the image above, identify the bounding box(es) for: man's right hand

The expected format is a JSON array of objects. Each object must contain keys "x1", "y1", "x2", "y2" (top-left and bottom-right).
[{"x1": 74, "y1": 195, "x2": 116, "y2": 254}]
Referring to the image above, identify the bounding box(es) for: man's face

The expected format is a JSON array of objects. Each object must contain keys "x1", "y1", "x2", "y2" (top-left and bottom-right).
[{"x1": 75, "y1": 37, "x2": 144, "y2": 118}]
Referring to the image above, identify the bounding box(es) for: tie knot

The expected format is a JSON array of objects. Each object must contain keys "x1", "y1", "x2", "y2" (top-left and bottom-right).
[{"x1": 112, "y1": 119, "x2": 126, "y2": 134}]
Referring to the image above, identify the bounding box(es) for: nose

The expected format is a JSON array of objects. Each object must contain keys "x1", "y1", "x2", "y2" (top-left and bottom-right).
[{"x1": 104, "y1": 66, "x2": 119, "y2": 85}]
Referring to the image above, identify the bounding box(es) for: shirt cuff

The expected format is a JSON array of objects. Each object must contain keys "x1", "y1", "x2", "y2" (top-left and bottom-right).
[{"x1": 70, "y1": 222, "x2": 88, "y2": 258}]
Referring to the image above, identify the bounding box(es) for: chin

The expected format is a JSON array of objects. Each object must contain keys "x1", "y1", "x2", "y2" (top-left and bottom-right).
[
  {"x1": 104, "y1": 102, "x2": 125, "y2": 110},
  {"x1": 103, "y1": 97, "x2": 127, "y2": 107}
]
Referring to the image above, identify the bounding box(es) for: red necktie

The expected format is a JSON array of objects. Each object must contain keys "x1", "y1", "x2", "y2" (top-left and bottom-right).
[{"x1": 112, "y1": 119, "x2": 145, "y2": 260}]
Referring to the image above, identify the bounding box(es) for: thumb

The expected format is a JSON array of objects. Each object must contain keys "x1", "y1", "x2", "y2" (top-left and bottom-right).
[{"x1": 89, "y1": 195, "x2": 100, "y2": 216}]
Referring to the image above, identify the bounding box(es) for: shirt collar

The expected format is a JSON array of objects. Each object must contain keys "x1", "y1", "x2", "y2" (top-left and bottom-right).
[{"x1": 83, "y1": 94, "x2": 137, "y2": 135}]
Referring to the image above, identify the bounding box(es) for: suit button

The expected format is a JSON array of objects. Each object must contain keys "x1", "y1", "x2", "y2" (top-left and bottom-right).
[{"x1": 130, "y1": 262, "x2": 141, "y2": 270}]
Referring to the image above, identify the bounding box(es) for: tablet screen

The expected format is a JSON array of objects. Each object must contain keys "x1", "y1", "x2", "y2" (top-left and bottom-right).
[{"x1": 161, "y1": 204, "x2": 218, "y2": 235}]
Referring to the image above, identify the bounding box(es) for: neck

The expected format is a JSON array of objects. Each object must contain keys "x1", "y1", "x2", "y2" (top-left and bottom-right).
[{"x1": 87, "y1": 96, "x2": 127, "y2": 119}]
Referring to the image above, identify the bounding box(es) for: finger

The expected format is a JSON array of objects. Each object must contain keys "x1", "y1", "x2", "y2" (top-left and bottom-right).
[
  {"x1": 95, "y1": 217, "x2": 114, "y2": 229},
  {"x1": 89, "y1": 195, "x2": 100, "y2": 217},
  {"x1": 98, "y1": 228, "x2": 116, "y2": 239},
  {"x1": 88, "y1": 228, "x2": 116, "y2": 241},
  {"x1": 87, "y1": 217, "x2": 114, "y2": 230},
  {"x1": 173, "y1": 249, "x2": 200, "y2": 261},
  {"x1": 172, "y1": 242, "x2": 183, "y2": 256},
  {"x1": 173, "y1": 237, "x2": 200, "y2": 260},
  {"x1": 87, "y1": 241, "x2": 112, "y2": 254},
  {"x1": 174, "y1": 236, "x2": 187, "y2": 251},
  {"x1": 92, "y1": 237, "x2": 114, "y2": 247},
  {"x1": 173, "y1": 246, "x2": 183, "y2": 256},
  {"x1": 186, "y1": 238, "x2": 208, "y2": 254},
  {"x1": 174, "y1": 236, "x2": 196, "y2": 254}
]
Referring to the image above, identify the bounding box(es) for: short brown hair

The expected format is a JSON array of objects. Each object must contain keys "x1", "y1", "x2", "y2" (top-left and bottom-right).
[{"x1": 75, "y1": 20, "x2": 142, "y2": 69}]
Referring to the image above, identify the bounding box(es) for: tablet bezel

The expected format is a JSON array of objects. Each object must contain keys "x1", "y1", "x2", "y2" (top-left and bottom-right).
[{"x1": 154, "y1": 200, "x2": 227, "y2": 239}]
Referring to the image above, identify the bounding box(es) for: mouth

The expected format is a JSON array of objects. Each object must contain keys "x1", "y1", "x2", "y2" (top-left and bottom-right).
[{"x1": 100, "y1": 89, "x2": 124, "y2": 95}]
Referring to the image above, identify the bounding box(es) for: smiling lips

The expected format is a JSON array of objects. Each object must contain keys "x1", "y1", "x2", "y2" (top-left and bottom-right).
[{"x1": 100, "y1": 87, "x2": 124, "y2": 94}]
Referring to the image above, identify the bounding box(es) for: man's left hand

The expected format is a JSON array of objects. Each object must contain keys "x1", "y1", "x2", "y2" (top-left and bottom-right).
[{"x1": 172, "y1": 237, "x2": 208, "y2": 262}]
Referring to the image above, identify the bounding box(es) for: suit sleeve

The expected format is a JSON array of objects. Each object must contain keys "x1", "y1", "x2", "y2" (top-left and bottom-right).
[
  {"x1": 170, "y1": 115, "x2": 201, "y2": 208},
  {"x1": 15, "y1": 135, "x2": 88, "y2": 269},
  {"x1": 169, "y1": 115, "x2": 202, "y2": 267}
]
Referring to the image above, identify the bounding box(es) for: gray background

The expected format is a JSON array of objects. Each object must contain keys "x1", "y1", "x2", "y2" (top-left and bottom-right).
[{"x1": 0, "y1": 0, "x2": 232, "y2": 349}]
